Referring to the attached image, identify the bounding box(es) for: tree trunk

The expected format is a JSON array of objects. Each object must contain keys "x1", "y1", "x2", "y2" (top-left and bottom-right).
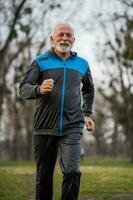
[{"x1": 111, "y1": 122, "x2": 118, "y2": 157}]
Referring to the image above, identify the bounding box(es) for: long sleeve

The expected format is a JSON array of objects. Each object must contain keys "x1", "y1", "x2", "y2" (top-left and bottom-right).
[
  {"x1": 19, "y1": 61, "x2": 41, "y2": 99},
  {"x1": 81, "y1": 67, "x2": 95, "y2": 116}
]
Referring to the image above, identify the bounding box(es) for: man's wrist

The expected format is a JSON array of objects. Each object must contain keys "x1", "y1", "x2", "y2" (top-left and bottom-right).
[
  {"x1": 35, "y1": 85, "x2": 41, "y2": 96},
  {"x1": 84, "y1": 114, "x2": 92, "y2": 118}
]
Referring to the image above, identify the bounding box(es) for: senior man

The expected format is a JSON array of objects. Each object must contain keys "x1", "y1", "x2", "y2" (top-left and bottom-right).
[{"x1": 19, "y1": 23, "x2": 95, "y2": 200}]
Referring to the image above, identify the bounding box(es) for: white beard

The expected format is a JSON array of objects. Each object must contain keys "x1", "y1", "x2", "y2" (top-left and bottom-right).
[{"x1": 53, "y1": 42, "x2": 72, "y2": 53}]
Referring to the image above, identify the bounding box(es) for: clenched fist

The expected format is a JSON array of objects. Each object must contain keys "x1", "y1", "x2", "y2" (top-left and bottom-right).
[
  {"x1": 84, "y1": 116, "x2": 95, "y2": 132},
  {"x1": 40, "y1": 79, "x2": 54, "y2": 94}
]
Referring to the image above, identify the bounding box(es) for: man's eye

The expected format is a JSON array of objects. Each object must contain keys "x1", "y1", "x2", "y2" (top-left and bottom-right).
[
  {"x1": 67, "y1": 34, "x2": 72, "y2": 37},
  {"x1": 58, "y1": 33, "x2": 64, "y2": 37}
]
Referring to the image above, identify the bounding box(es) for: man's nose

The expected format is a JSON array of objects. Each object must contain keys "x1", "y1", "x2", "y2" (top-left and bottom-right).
[{"x1": 62, "y1": 34, "x2": 68, "y2": 40}]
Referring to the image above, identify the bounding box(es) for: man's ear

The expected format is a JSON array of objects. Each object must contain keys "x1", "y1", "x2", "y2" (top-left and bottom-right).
[{"x1": 50, "y1": 35, "x2": 53, "y2": 42}]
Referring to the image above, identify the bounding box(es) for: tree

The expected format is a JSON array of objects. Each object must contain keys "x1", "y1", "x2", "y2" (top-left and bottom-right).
[{"x1": 96, "y1": 0, "x2": 133, "y2": 161}]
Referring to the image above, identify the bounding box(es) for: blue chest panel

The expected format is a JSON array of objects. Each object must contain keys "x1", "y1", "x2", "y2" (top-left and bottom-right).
[
  {"x1": 35, "y1": 53, "x2": 89, "y2": 76},
  {"x1": 65, "y1": 57, "x2": 89, "y2": 76}
]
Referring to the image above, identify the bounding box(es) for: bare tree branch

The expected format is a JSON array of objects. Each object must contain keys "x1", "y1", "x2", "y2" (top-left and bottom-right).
[
  {"x1": 0, "y1": 0, "x2": 27, "y2": 55},
  {"x1": 116, "y1": 0, "x2": 133, "y2": 7}
]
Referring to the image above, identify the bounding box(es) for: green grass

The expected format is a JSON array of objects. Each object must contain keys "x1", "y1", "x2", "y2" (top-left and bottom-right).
[
  {"x1": 80, "y1": 167, "x2": 133, "y2": 199},
  {"x1": 0, "y1": 172, "x2": 29, "y2": 200},
  {"x1": 80, "y1": 156, "x2": 133, "y2": 168},
  {"x1": 0, "y1": 160, "x2": 35, "y2": 167},
  {"x1": 0, "y1": 157, "x2": 133, "y2": 200}
]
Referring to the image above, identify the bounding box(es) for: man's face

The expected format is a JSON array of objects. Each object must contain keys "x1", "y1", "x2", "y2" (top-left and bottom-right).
[{"x1": 50, "y1": 25, "x2": 75, "y2": 54}]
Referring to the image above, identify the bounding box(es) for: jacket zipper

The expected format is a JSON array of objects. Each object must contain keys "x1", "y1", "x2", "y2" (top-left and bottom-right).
[{"x1": 60, "y1": 62, "x2": 66, "y2": 135}]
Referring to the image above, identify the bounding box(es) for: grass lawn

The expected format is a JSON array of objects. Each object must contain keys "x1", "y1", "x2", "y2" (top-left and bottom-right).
[{"x1": 0, "y1": 156, "x2": 133, "y2": 200}]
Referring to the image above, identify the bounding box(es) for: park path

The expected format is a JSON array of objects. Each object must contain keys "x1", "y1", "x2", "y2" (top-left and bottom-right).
[
  {"x1": 79, "y1": 197, "x2": 98, "y2": 200},
  {"x1": 27, "y1": 174, "x2": 35, "y2": 200},
  {"x1": 79, "y1": 193, "x2": 133, "y2": 200}
]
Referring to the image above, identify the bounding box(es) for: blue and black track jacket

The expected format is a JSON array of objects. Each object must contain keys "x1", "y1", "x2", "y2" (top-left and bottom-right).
[{"x1": 19, "y1": 49, "x2": 94, "y2": 136}]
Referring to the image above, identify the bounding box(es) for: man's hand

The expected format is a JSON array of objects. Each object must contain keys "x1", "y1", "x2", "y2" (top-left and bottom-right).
[
  {"x1": 40, "y1": 79, "x2": 54, "y2": 94},
  {"x1": 84, "y1": 116, "x2": 95, "y2": 132}
]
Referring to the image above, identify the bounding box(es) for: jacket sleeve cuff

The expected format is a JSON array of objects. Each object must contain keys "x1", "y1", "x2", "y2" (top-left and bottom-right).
[
  {"x1": 35, "y1": 86, "x2": 41, "y2": 97},
  {"x1": 83, "y1": 112, "x2": 92, "y2": 118}
]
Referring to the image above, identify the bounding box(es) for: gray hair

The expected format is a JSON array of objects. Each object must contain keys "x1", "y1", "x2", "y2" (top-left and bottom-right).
[{"x1": 51, "y1": 23, "x2": 74, "y2": 36}]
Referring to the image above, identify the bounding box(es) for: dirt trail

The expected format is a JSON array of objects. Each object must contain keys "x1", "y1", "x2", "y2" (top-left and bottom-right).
[
  {"x1": 106, "y1": 193, "x2": 133, "y2": 200},
  {"x1": 79, "y1": 197, "x2": 99, "y2": 200},
  {"x1": 26, "y1": 174, "x2": 35, "y2": 200},
  {"x1": 79, "y1": 193, "x2": 133, "y2": 200}
]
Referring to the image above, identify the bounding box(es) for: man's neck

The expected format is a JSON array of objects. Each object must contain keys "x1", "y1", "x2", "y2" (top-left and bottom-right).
[{"x1": 54, "y1": 48, "x2": 71, "y2": 60}]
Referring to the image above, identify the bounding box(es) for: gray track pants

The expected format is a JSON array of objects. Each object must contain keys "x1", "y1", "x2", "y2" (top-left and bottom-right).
[{"x1": 34, "y1": 132, "x2": 82, "y2": 200}]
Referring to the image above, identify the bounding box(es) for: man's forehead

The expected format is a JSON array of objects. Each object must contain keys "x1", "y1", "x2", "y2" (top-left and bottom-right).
[
  {"x1": 52, "y1": 24, "x2": 74, "y2": 35},
  {"x1": 55, "y1": 27, "x2": 73, "y2": 34}
]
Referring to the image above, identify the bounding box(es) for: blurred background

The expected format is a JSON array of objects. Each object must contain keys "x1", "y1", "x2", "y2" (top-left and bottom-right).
[{"x1": 0, "y1": 0, "x2": 133, "y2": 162}]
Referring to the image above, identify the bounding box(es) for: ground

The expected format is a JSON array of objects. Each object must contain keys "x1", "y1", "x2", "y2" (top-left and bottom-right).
[{"x1": 0, "y1": 157, "x2": 133, "y2": 200}]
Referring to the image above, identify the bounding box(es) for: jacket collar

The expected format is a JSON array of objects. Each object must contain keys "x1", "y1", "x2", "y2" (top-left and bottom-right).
[{"x1": 47, "y1": 48, "x2": 77, "y2": 59}]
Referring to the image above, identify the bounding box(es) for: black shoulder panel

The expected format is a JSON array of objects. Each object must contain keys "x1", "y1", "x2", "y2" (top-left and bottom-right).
[{"x1": 39, "y1": 57, "x2": 49, "y2": 61}]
